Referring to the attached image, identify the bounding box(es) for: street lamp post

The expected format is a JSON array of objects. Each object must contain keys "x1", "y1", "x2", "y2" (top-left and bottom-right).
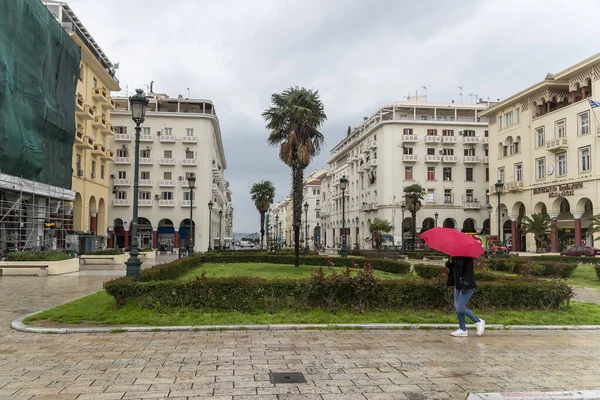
[
  {"x1": 487, "y1": 203, "x2": 493, "y2": 250},
  {"x1": 355, "y1": 216, "x2": 359, "y2": 249},
  {"x1": 339, "y1": 176, "x2": 348, "y2": 257},
  {"x1": 187, "y1": 175, "x2": 196, "y2": 256},
  {"x1": 275, "y1": 215, "x2": 279, "y2": 250},
  {"x1": 495, "y1": 180, "x2": 504, "y2": 244},
  {"x1": 303, "y1": 202, "x2": 309, "y2": 255},
  {"x1": 400, "y1": 203, "x2": 406, "y2": 251},
  {"x1": 279, "y1": 221, "x2": 282, "y2": 250},
  {"x1": 218, "y1": 210, "x2": 223, "y2": 250},
  {"x1": 124, "y1": 89, "x2": 148, "y2": 281},
  {"x1": 434, "y1": 212, "x2": 439, "y2": 228},
  {"x1": 208, "y1": 201, "x2": 213, "y2": 251}
]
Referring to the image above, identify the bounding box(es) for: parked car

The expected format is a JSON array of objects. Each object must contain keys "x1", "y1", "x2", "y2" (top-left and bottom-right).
[{"x1": 561, "y1": 246, "x2": 600, "y2": 257}]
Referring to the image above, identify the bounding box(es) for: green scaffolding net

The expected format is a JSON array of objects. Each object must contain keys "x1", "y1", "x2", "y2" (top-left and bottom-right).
[{"x1": 0, "y1": 0, "x2": 81, "y2": 189}]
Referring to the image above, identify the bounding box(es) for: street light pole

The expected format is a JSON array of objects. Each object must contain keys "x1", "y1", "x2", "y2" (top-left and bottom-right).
[
  {"x1": 187, "y1": 174, "x2": 196, "y2": 256},
  {"x1": 434, "y1": 212, "x2": 439, "y2": 228},
  {"x1": 279, "y1": 221, "x2": 282, "y2": 250},
  {"x1": 339, "y1": 176, "x2": 348, "y2": 257},
  {"x1": 303, "y1": 202, "x2": 309, "y2": 255},
  {"x1": 400, "y1": 203, "x2": 406, "y2": 251},
  {"x1": 275, "y1": 215, "x2": 279, "y2": 251},
  {"x1": 355, "y1": 216, "x2": 359, "y2": 249},
  {"x1": 495, "y1": 180, "x2": 504, "y2": 244},
  {"x1": 487, "y1": 203, "x2": 493, "y2": 250},
  {"x1": 219, "y1": 209, "x2": 223, "y2": 250},
  {"x1": 125, "y1": 89, "x2": 148, "y2": 281},
  {"x1": 208, "y1": 201, "x2": 213, "y2": 251}
]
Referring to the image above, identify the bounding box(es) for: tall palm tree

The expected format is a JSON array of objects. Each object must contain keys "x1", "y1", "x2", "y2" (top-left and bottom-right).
[
  {"x1": 520, "y1": 212, "x2": 551, "y2": 251},
  {"x1": 369, "y1": 218, "x2": 394, "y2": 250},
  {"x1": 588, "y1": 214, "x2": 600, "y2": 241},
  {"x1": 263, "y1": 87, "x2": 327, "y2": 267},
  {"x1": 404, "y1": 183, "x2": 425, "y2": 250},
  {"x1": 250, "y1": 181, "x2": 275, "y2": 250}
]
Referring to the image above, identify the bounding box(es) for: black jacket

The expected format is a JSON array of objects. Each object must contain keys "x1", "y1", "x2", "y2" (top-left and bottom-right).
[{"x1": 446, "y1": 257, "x2": 477, "y2": 291}]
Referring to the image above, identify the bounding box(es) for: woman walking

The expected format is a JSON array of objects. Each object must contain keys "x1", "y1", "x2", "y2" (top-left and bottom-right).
[{"x1": 445, "y1": 257, "x2": 485, "y2": 337}]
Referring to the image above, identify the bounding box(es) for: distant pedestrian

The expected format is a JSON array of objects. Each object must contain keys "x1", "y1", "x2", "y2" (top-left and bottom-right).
[{"x1": 445, "y1": 257, "x2": 485, "y2": 337}]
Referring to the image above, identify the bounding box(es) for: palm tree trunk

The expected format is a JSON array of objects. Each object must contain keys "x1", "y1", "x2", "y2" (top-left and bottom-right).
[
  {"x1": 260, "y1": 212, "x2": 265, "y2": 251},
  {"x1": 292, "y1": 165, "x2": 304, "y2": 267}
]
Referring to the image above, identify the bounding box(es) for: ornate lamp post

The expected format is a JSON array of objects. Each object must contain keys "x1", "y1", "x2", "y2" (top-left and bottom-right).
[
  {"x1": 400, "y1": 203, "x2": 406, "y2": 251},
  {"x1": 434, "y1": 212, "x2": 439, "y2": 228},
  {"x1": 275, "y1": 215, "x2": 279, "y2": 250},
  {"x1": 487, "y1": 203, "x2": 493, "y2": 250},
  {"x1": 187, "y1": 174, "x2": 196, "y2": 256},
  {"x1": 124, "y1": 89, "x2": 148, "y2": 281},
  {"x1": 279, "y1": 221, "x2": 282, "y2": 250},
  {"x1": 355, "y1": 216, "x2": 359, "y2": 249},
  {"x1": 218, "y1": 209, "x2": 223, "y2": 250},
  {"x1": 339, "y1": 175, "x2": 349, "y2": 257},
  {"x1": 208, "y1": 201, "x2": 213, "y2": 251},
  {"x1": 495, "y1": 180, "x2": 504, "y2": 243},
  {"x1": 303, "y1": 201, "x2": 309, "y2": 255}
]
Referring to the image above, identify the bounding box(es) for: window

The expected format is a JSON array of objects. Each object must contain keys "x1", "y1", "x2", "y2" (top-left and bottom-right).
[
  {"x1": 163, "y1": 171, "x2": 172, "y2": 180},
  {"x1": 117, "y1": 191, "x2": 127, "y2": 200},
  {"x1": 555, "y1": 120, "x2": 565, "y2": 138},
  {"x1": 484, "y1": 147, "x2": 489, "y2": 157},
  {"x1": 485, "y1": 167, "x2": 489, "y2": 182},
  {"x1": 465, "y1": 189, "x2": 474, "y2": 202},
  {"x1": 140, "y1": 191, "x2": 151, "y2": 200},
  {"x1": 116, "y1": 149, "x2": 128, "y2": 157},
  {"x1": 427, "y1": 167, "x2": 435, "y2": 181},
  {"x1": 463, "y1": 130, "x2": 476, "y2": 137},
  {"x1": 443, "y1": 167, "x2": 452, "y2": 181},
  {"x1": 161, "y1": 191, "x2": 174, "y2": 200},
  {"x1": 164, "y1": 150, "x2": 172, "y2": 158},
  {"x1": 497, "y1": 116, "x2": 503, "y2": 129},
  {"x1": 185, "y1": 150, "x2": 194, "y2": 159},
  {"x1": 484, "y1": 130, "x2": 489, "y2": 137},
  {"x1": 579, "y1": 146, "x2": 591, "y2": 172},
  {"x1": 76, "y1": 154, "x2": 81, "y2": 171},
  {"x1": 403, "y1": 147, "x2": 413, "y2": 155},
  {"x1": 442, "y1": 129, "x2": 454, "y2": 136},
  {"x1": 515, "y1": 108, "x2": 520, "y2": 123},
  {"x1": 117, "y1": 171, "x2": 127, "y2": 180},
  {"x1": 316, "y1": 210, "x2": 320, "y2": 218},
  {"x1": 466, "y1": 168, "x2": 473, "y2": 181},
  {"x1": 141, "y1": 171, "x2": 150, "y2": 179},
  {"x1": 114, "y1": 126, "x2": 127, "y2": 134},
  {"x1": 515, "y1": 163, "x2": 523, "y2": 181},
  {"x1": 579, "y1": 112, "x2": 589, "y2": 135},
  {"x1": 186, "y1": 128, "x2": 194, "y2": 136},
  {"x1": 183, "y1": 192, "x2": 192, "y2": 201},
  {"x1": 444, "y1": 189, "x2": 453, "y2": 204},
  {"x1": 312, "y1": 189, "x2": 316, "y2": 195},
  {"x1": 536, "y1": 127, "x2": 545, "y2": 147},
  {"x1": 91, "y1": 160, "x2": 96, "y2": 178},
  {"x1": 442, "y1": 148, "x2": 454, "y2": 156},
  {"x1": 557, "y1": 153, "x2": 567, "y2": 176},
  {"x1": 427, "y1": 148, "x2": 435, "y2": 155},
  {"x1": 464, "y1": 148, "x2": 475, "y2": 156},
  {"x1": 164, "y1": 127, "x2": 173, "y2": 135},
  {"x1": 498, "y1": 167, "x2": 505, "y2": 183},
  {"x1": 317, "y1": 189, "x2": 320, "y2": 195},
  {"x1": 404, "y1": 166, "x2": 413, "y2": 180},
  {"x1": 505, "y1": 111, "x2": 513, "y2": 127},
  {"x1": 316, "y1": 199, "x2": 320, "y2": 206},
  {"x1": 427, "y1": 129, "x2": 438, "y2": 136},
  {"x1": 92, "y1": 77, "x2": 97, "y2": 88},
  {"x1": 185, "y1": 172, "x2": 195, "y2": 179},
  {"x1": 502, "y1": 145, "x2": 508, "y2": 157},
  {"x1": 78, "y1": 64, "x2": 83, "y2": 81},
  {"x1": 427, "y1": 189, "x2": 435, "y2": 203},
  {"x1": 403, "y1": 128, "x2": 413, "y2": 135},
  {"x1": 140, "y1": 149, "x2": 150, "y2": 158},
  {"x1": 143, "y1": 127, "x2": 151, "y2": 135},
  {"x1": 536, "y1": 158, "x2": 545, "y2": 179}
]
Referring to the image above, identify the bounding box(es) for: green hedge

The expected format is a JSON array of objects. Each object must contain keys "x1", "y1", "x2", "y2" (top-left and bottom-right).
[
  {"x1": 87, "y1": 249, "x2": 124, "y2": 255},
  {"x1": 414, "y1": 263, "x2": 522, "y2": 282},
  {"x1": 535, "y1": 255, "x2": 600, "y2": 265},
  {"x1": 4, "y1": 250, "x2": 70, "y2": 262},
  {"x1": 414, "y1": 264, "x2": 446, "y2": 279},
  {"x1": 482, "y1": 258, "x2": 578, "y2": 278}
]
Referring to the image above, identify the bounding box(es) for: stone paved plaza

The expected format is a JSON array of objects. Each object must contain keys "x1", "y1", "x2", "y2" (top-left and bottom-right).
[{"x1": 1, "y1": 260, "x2": 600, "y2": 399}]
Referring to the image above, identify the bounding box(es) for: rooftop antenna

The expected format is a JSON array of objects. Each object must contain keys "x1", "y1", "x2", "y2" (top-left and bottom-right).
[
  {"x1": 186, "y1": 87, "x2": 190, "y2": 98},
  {"x1": 421, "y1": 86, "x2": 427, "y2": 101},
  {"x1": 405, "y1": 91, "x2": 411, "y2": 101},
  {"x1": 468, "y1": 93, "x2": 478, "y2": 104},
  {"x1": 457, "y1": 86, "x2": 463, "y2": 104}
]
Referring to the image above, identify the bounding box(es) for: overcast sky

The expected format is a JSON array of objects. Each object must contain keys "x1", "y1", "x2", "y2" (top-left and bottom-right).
[{"x1": 67, "y1": 0, "x2": 600, "y2": 233}]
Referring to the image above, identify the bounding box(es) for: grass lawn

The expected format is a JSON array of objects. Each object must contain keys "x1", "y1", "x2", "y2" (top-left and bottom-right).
[
  {"x1": 24, "y1": 290, "x2": 600, "y2": 327},
  {"x1": 567, "y1": 264, "x2": 600, "y2": 289},
  {"x1": 178, "y1": 262, "x2": 404, "y2": 281}
]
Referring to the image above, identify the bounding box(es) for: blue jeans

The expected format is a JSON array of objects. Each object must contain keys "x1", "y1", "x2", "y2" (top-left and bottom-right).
[{"x1": 454, "y1": 288, "x2": 480, "y2": 331}]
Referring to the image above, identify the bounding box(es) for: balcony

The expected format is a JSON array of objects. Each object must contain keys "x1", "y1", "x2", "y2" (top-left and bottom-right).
[
  {"x1": 425, "y1": 135, "x2": 442, "y2": 144},
  {"x1": 139, "y1": 179, "x2": 153, "y2": 187},
  {"x1": 546, "y1": 138, "x2": 568, "y2": 153},
  {"x1": 463, "y1": 136, "x2": 481, "y2": 144},
  {"x1": 92, "y1": 144, "x2": 105, "y2": 156},
  {"x1": 463, "y1": 156, "x2": 480, "y2": 163},
  {"x1": 401, "y1": 135, "x2": 418, "y2": 143},
  {"x1": 441, "y1": 136, "x2": 458, "y2": 144},
  {"x1": 159, "y1": 179, "x2": 175, "y2": 187},
  {"x1": 181, "y1": 200, "x2": 197, "y2": 208},
  {"x1": 75, "y1": 95, "x2": 85, "y2": 112},
  {"x1": 368, "y1": 140, "x2": 377, "y2": 149},
  {"x1": 138, "y1": 199, "x2": 153, "y2": 207},
  {"x1": 181, "y1": 158, "x2": 198, "y2": 166},
  {"x1": 101, "y1": 148, "x2": 113, "y2": 160},
  {"x1": 442, "y1": 156, "x2": 458, "y2": 163},
  {"x1": 112, "y1": 199, "x2": 130, "y2": 206},
  {"x1": 140, "y1": 134, "x2": 154, "y2": 142},
  {"x1": 75, "y1": 128, "x2": 85, "y2": 147},
  {"x1": 115, "y1": 133, "x2": 131, "y2": 141},
  {"x1": 505, "y1": 181, "x2": 525, "y2": 191},
  {"x1": 92, "y1": 87, "x2": 108, "y2": 103},
  {"x1": 482, "y1": 156, "x2": 489, "y2": 163},
  {"x1": 402, "y1": 154, "x2": 418, "y2": 162},
  {"x1": 463, "y1": 201, "x2": 481, "y2": 210},
  {"x1": 159, "y1": 135, "x2": 176, "y2": 143},
  {"x1": 349, "y1": 155, "x2": 359, "y2": 163},
  {"x1": 113, "y1": 178, "x2": 131, "y2": 186},
  {"x1": 160, "y1": 158, "x2": 176, "y2": 166},
  {"x1": 159, "y1": 199, "x2": 175, "y2": 207},
  {"x1": 425, "y1": 155, "x2": 441, "y2": 163},
  {"x1": 83, "y1": 136, "x2": 95, "y2": 150},
  {"x1": 106, "y1": 97, "x2": 116, "y2": 110},
  {"x1": 91, "y1": 116, "x2": 104, "y2": 129},
  {"x1": 181, "y1": 180, "x2": 191, "y2": 188},
  {"x1": 114, "y1": 157, "x2": 131, "y2": 164},
  {"x1": 139, "y1": 158, "x2": 153, "y2": 165},
  {"x1": 102, "y1": 123, "x2": 114, "y2": 135},
  {"x1": 182, "y1": 135, "x2": 198, "y2": 144},
  {"x1": 368, "y1": 158, "x2": 377, "y2": 168},
  {"x1": 482, "y1": 137, "x2": 489, "y2": 144},
  {"x1": 76, "y1": 104, "x2": 94, "y2": 120}
]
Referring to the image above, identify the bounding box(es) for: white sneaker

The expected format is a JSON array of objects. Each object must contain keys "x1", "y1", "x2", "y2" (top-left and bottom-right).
[
  {"x1": 450, "y1": 329, "x2": 468, "y2": 337},
  {"x1": 475, "y1": 319, "x2": 485, "y2": 336}
]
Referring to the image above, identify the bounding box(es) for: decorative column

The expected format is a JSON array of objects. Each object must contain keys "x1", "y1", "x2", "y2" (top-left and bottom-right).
[
  {"x1": 573, "y1": 211, "x2": 583, "y2": 247},
  {"x1": 124, "y1": 226, "x2": 130, "y2": 248},
  {"x1": 174, "y1": 225, "x2": 180, "y2": 249},
  {"x1": 89, "y1": 210, "x2": 98, "y2": 235},
  {"x1": 152, "y1": 227, "x2": 158, "y2": 249},
  {"x1": 509, "y1": 215, "x2": 518, "y2": 252},
  {"x1": 570, "y1": 90, "x2": 577, "y2": 103},
  {"x1": 549, "y1": 212, "x2": 559, "y2": 253}
]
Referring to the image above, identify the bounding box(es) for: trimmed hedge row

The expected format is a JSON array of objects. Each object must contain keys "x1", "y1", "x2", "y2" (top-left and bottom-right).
[
  {"x1": 481, "y1": 258, "x2": 577, "y2": 278},
  {"x1": 87, "y1": 249, "x2": 124, "y2": 255},
  {"x1": 4, "y1": 250, "x2": 71, "y2": 261},
  {"x1": 413, "y1": 264, "x2": 522, "y2": 282},
  {"x1": 349, "y1": 250, "x2": 446, "y2": 259}
]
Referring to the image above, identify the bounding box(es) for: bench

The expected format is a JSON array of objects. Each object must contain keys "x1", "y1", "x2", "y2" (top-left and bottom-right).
[
  {"x1": 80, "y1": 256, "x2": 115, "y2": 265},
  {"x1": 0, "y1": 265, "x2": 48, "y2": 277}
]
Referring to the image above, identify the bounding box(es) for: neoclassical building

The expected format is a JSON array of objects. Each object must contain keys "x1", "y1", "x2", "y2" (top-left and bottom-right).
[{"x1": 481, "y1": 53, "x2": 600, "y2": 252}]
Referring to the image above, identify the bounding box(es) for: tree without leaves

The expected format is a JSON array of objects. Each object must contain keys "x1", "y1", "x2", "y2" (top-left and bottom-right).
[
  {"x1": 347, "y1": 126, "x2": 351, "y2": 136},
  {"x1": 250, "y1": 181, "x2": 275, "y2": 250},
  {"x1": 404, "y1": 183, "x2": 425, "y2": 250},
  {"x1": 369, "y1": 218, "x2": 394, "y2": 250},
  {"x1": 520, "y1": 213, "x2": 551, "y2": 251},
  {"x1": 262, "y1": 87, "x2": 327, "y2": 267}
]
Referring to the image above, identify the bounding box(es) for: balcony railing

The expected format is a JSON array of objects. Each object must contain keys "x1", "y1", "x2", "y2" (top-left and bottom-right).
[
  {"x1": 140, "y1": 134, "x2": 154, "y2": 142},
  {"x1": 139, "y1": 158, "x2": 153, "y2": 165},
  {"x1": 138, "y1": 199, "x2": 153, "y2": 207},
  {"x1": 112, "y1": 199, "x2": 130, "y2": 206},
  {"x1": 463, "y1": 156, "x2": 480, "y2": 163},
  {"x1": 181, "y1": 180, "x2": 191, "y2": 188},
  {"x1": 402, "y1": 154, "x2": 418, "y2": 162},
  {"x1": 77, "y1": 104, "x2": 94, "y2": 120},
  {"x1": 546, "y1": 138, "x2": 568, "y2": 153},
  {"x1": 159, "y1": 180, "x2": 175, "y2": 187},
  {"x1": 482, "y1": 137, "x2": 489, "y2": 144},
  {"x1": 368, "y1": 140, "x2": 377, "y2": 149},
  {"x1": 181, "y1": 158, "x2": 198, "y2": 166},
  {"x1": 160, "y1": 158, "x2": 176, "y2": 166},
  {"x1": 114, "y1": 157, "x2": 131, "y2": 164},
  {"x1": 441, "y1": 156, "x2": 458, "y2": 163},
  {"x1": 159, "y1": 199, "x2": 175, "y2": 207},
  {"x1": 75, "y1": 130, "x2": 85, "y2": 147},
  {"x1": 425, "y1": 135, "x2": 442, "y2": 144},
  {"x1": 463, "y1": 201, "x2": 480, "y2": 210},
  {"x1": 368, "y1": 159, "x2": 377, "y2": 168},
  {"x1": 75, "y1": 95, "x2": 85, "y2": 112},
  {"x1": 159, "y1": 135, "x2": 176, "y2": 142},
  {"x1": 482, "y1": 156, "x2": 489, "y2": 163},
  {"x1": 139, "y1": 179, "x2": 153, "y2": 187},
  {"x1": 115, "y1": 134, "x2": 131, "y2": 141},
  {"x1": 106, "y1": 97, "x2": 116, "y2": 110},
  {"x1": 425, "y1": 155, "x2": 441, "y2": 163},
  {"x1": 463, "y1": 136, "x2": 481, "y2": 144},
  {"x1": 401, "y1": 135, "x2": 418, "y2": 143},
  {"x1": 113, "y1": 178, "x2": 130, "y2": 186},
  {"x1": 505, "y1": 181, "x2": 525, "y2": 191},
  {"x1": 181, "y1": 200, "x2": 197, "y2": 207},
  {"x1": 92, "y1": 87, "x2": 108, "y2": 103},
  {"x1": 441, "y1": 136, "x2": 457, "y2": 144},
  {"x1": 182, "y1": 135, "x2": 198, "y2": 143}
]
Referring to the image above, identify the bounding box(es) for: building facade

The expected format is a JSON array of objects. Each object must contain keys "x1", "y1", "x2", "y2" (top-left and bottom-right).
[
  {"x1": 302, "y1": 169, "x2": 326, "y2": 249},
  {"x1": 481, "y1": 53, "x2": 600, "y2": 253},
  {"x1": 321, "y1": 97, "x2": 492, "y2": 249},
  {"x1": 107, "y1": 92, "x2": 232, "y2": 251},
  {"x1": 45, "y1": 0, "x2": 120, "y2": 240}
]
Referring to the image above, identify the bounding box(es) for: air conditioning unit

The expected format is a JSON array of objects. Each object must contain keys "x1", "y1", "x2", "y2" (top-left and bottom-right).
[
  {"x1": 178, "y1": 176, "x2": 184, "y2": 180},
  {"x1": 122, "y1": 144, "x2": 128, "y2": 149},
  {"x1": 146, "y1": 146, "x2": 151, "y2": 150},
  {"x1": 77, "y1": 169, "x2": 84, "y2": 176},
  {"x1": 185, "y1": 147, "x2": 190, "y2": 151},
  {"x1": 154, "y1": 194, "x2": 160, "y2": 200},
  {"x1": 110, "y1": 174, "x2": 115, "y2": 179}
]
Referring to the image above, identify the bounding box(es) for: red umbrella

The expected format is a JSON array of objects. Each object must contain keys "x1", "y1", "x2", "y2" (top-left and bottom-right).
[{"x1": 420, "y1": 227, "x2": 484, "y2": 258}]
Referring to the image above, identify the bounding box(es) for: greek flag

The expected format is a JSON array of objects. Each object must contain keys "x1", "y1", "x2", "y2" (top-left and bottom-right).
[
  {"x1": 589, "y1": 99, "x2": 600, "y2": 108},
  {"x1": 113, "y1": 62, "x2": 120, "y2": 69}
]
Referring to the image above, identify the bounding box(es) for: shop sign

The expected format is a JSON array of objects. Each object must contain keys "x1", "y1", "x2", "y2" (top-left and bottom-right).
[{"x1": 533, "y1": 182, "x2": 583, "y2": 198}]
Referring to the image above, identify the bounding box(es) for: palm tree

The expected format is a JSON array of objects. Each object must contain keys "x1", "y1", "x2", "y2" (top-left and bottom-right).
[
  {"x1": 520, "y1": 213, "x2": 551, "y2": 252},
  {"x1": 588, "y1": 214, "x2": 600, "y2": 241},
  {"x1": 250, "y1": 181, "x2": 275, "y2": 250},
  {"x1": 263, "y1": 87, "x2": 327, "y2": 267},
  {"x1": 403, "y1": 184, "x2": 425, "y2": 250},
  {"x1": 369, "y1": 218, "x2": 394, "y2": 250}
]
